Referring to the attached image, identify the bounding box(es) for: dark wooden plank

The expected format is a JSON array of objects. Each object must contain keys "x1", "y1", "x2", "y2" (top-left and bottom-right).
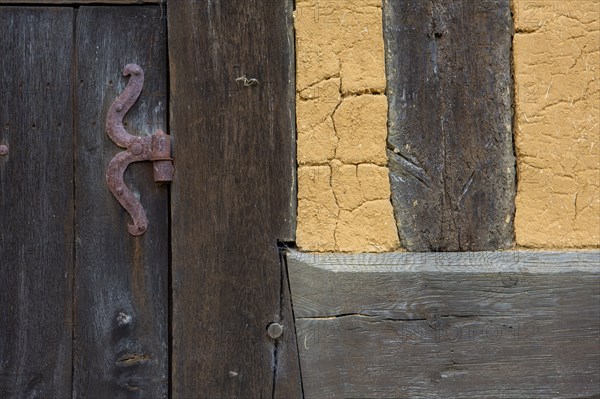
[
  {"x1": 287, "y1": 250, "x2": 600, "y2": 398},
  {"x1": 0, "y1": 1, "x2": 160, "y2": 3},
  {"x1": 383, "y1": 0, "x2": 516, "y2": 251},
  {"x1": 274, "y1": 248, "x2": 304, "y2": 398},
  {"x1": 73, "y1": 6, "x2": 168, "y2": 398},
  {"x1": 0, "y1": 7, "x2": 74, "y2": 398},
  {"x1": 168, "y1": 0, "x2": 299, "y2": 396}
]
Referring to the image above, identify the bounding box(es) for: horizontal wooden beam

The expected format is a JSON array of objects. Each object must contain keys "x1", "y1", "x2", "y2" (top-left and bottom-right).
[{"x1": 286, "y1": 250, "x2": 600, "y2": 398}]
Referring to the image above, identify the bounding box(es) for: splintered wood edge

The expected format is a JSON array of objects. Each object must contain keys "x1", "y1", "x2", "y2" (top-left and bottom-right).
[{"x1": 286, "y1": 250, "x2": 600, "y2": 274}]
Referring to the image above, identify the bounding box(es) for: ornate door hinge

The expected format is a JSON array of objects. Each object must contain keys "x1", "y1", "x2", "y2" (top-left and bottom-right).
[{"x1": 106, "y1": 63, "x2": 173, "y2": 236}]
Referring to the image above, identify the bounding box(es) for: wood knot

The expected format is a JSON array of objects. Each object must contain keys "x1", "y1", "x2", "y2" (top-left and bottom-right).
[{"x1": 116, "y1": 353, "x2": 150, "y2": 367}]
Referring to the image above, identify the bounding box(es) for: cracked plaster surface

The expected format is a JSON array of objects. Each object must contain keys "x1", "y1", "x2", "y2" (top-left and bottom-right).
[
  {"x1": 513, "y1": 0, "x2": 600, "y2": 248},
  {"x1": 295, "y1": 0, "x2": 599, "y2": 251},
  {"x1": 295, "y1": 0, "x2": 400, "y2": 252}
]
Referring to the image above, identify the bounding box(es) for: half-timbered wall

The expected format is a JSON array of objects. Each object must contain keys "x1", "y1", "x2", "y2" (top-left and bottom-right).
[{"x1": 295, "y1": 0, "x2": 599, "y2": 251}]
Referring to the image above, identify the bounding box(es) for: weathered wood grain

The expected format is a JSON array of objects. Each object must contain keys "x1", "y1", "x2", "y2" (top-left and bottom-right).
[
  {"x1": 274, "y1": 248, "x2": 305, "y2": 398},
  {"x1": 383, "y1": 0, "x2": 516, "y2": 251},
  {"x1": 0, "y1": 7, "x2": 74, "y2": 398},
  {"x1": 73, "y1": 7, "x2": 169, "y2": 398},
  {"x1": 168, "y1": 0, "x2": 299, "y2": 396},
  {"x1": 287, "y1": 250, "x2": 600, "y2": 398},
  {"x1": 0, "y1": 1, "x2": 160, "y2": 3}
]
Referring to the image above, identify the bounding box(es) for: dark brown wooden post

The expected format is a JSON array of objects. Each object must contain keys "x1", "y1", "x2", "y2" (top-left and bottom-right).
[
  {"x1": 384, "y1": 0, "x2": 516, "y2": 251},
  {"x1": 0, "y1": 7, "x2": 74, "y2": 398},
  {"x1": 73, "y1": 7, "x2": 169, "y2": 398},
  {"x1": 168, "y1": 0, "x2": 302, "y2": 397}
]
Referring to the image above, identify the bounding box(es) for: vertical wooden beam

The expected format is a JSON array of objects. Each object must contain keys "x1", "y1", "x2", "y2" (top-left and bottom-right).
[
  {"x1": 0, "y1": 7, "x2": 74, "y2": 398},
  {"x1": 168, "y1": 0, "x2": 300, "y2": 396},
  {"x1": 73, "y1": 7, "x2": 169, "y2": 398},
  {"x1": 384, "y1": 0, "x2": 515, "y2": 251}
]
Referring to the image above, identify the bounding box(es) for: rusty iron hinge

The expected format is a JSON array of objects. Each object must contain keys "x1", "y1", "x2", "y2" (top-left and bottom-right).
[{"x1": 106, "y1": 63, "x2": 173, "y2": 236}]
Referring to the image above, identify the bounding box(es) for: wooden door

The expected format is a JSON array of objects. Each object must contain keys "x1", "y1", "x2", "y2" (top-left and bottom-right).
[
  {"x1": 0, "y1": 7, "x2": 74, "y2": 398},
  {"x1": 0, "y1": 5, "x2": 169, "y2": 398},
  {"x1": 0, "y1": 2, "x2": 300, "y2": 398}
]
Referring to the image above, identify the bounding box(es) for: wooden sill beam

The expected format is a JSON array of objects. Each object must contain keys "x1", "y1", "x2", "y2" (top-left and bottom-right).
[{"x1": 287, "y1": 250, "x2": 600, "y2": 398}]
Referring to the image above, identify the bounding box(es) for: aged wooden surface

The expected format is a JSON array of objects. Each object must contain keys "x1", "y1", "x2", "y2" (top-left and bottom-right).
[
  {"x1": 0, "y1": 1, "x2": 160, "y2": 3},
  {"x1": 168, "y1": 0, "x2": 299, "y2": 397},
  {"x1": 73, "y1": 7, "x2": 169, "y2": 398},
  {"x1": 0, "y1": 8, "x2": 74, "y2": 398},
  {"x1": 274, "y1": 248, "x2": 305, "y2": 398},
  {"x1": 288, "y1": 250, "x2": 600, "y2": 398},
  {"x1": 384, "y1": 0, "x2": 516, "y2": 251}
]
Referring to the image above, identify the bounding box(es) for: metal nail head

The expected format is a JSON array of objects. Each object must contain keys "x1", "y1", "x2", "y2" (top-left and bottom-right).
[{"x1": 267, "y1": 322, "x2": 283, "y2": 339}]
